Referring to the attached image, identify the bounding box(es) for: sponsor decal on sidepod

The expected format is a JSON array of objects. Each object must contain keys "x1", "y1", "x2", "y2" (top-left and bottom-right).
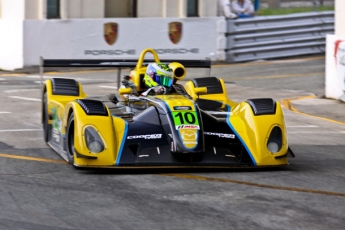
[
  {"x1": 127, "y1": 134, "x2": 162, "y2": 140},
  {"x1": 204, "y1": 132, "x2": 235, "y2": 139}
]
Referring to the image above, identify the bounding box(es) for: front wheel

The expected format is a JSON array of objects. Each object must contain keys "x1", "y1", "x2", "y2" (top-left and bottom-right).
[{"x1": 66, "y1": 112, "x2": 75, "y2": 165}]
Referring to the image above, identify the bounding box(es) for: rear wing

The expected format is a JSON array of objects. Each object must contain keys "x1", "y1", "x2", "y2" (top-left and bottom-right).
[
  {"x1": 41, "y1": 59, "x2": 211, "y2": 68},
  {"x1": 39, "y1": 57, "x2": 211, "y2": 89}
]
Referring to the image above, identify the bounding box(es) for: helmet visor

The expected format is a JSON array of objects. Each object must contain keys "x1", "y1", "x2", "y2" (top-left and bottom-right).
[{"x1": 154, "y1": 71, "x2": 173, "y2": 87}]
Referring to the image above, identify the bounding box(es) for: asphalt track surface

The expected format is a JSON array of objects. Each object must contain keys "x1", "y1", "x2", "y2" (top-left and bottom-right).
[{"x1": 0, "y1": 56, "x2": 344, "y2": 230}]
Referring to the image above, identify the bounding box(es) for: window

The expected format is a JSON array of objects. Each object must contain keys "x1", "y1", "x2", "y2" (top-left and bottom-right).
[
  {"x1": 105, "y1": 0, "x2": 136, "y2": 18},
  {"x1": 130, "y1": 0, "x2": 137, "y2": 17},
  {"x1": 47, "y1": 0, "x2": 60, "y2": 19},
  {"x1": 187, "y1": 0, "x2": 198, "y2": 17}
]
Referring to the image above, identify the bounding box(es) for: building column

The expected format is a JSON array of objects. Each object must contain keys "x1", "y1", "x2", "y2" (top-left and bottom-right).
[
  {"x1": 60, "y1": 0, "x2": 68, "y2": 19},
  {"x1": 199, "y1": 0, "x2": 217, "y2": 17},
  {"x1": 38, "y1": 0, "x2": 47, "y2": 19},
  {"x1": 163, "y1": 0, "x2": 186, "y2": 18}
]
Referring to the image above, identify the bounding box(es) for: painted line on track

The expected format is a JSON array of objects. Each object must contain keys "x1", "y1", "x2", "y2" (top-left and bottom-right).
[
  {"x1": 4, "y1": 89, "x2": 37, "y2": 93},
  {"x1": 45, "y1": 69, "x2": 120, "y2": 75},
  {"x1": 160, "y1": 174, "x2": 345, "y2": 197},
  {"x1": 0, "y1": 112, "x2": 11, "y2": 114},
  {"x1": 1, "y1": 151, "x2": 344, "y2": 198},
  {"x1": 286, "y1": 125, "x2": 318, "y2": 128},
  {"x1": 98, "y1": 85, "x2": 118, "y2": 89},
  {"x1": 0, "y1": 129, "x2": 42, "y2": 132},
  {"x1": 226, "y1": 72, "x2": 323, "y2": 81},
  {"x1": 0, "y1": 73, "x2": 26, "y2": 77},
  {"x1": 212, "y1": 56, "x2": 324, "y2": 68},
  {"x1": 0, "y1": 70, "x2": 120, "y2": 78},
  {"x1": 281, "y1": 95, "x2": 345, "y2": 125},
  {"x1": 8, "y1": 96, "x2": 41, "y2": 102},
  {"x1": 0, "y1": 153, "x2": 68, "y2": 164},
  {"x1": 288, "y1": 131, "x2": 345, "y2": 134}
]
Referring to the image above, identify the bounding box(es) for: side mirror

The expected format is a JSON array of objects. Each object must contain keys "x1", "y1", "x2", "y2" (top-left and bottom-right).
[
  {"x1": 118, "y1": 88, "x2": 132, "y2": 95},
  {"x1": 194, "y1": 87, "x2": 207, "y2": 95}
]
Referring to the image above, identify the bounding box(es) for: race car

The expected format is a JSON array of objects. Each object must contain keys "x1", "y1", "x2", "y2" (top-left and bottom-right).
[{"x1": 41, "y1": 48, "x2": 294, "y2": 168}]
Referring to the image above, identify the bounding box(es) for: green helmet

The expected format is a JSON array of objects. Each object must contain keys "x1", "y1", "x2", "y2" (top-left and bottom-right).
[{"x1": 144, "y1": 63, "x2": 174, "y2": 88}]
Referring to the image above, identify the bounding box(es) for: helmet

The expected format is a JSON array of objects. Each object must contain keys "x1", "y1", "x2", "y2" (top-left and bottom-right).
[{"x1": 144, "y1": 63, "x2": 174, "y2": 88}]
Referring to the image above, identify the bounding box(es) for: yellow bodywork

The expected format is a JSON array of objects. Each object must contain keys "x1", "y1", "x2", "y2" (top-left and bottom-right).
[
  {"x1": 229, "y1": 101, "x2": 288, "y2": 166},
  {"x1": 42, "y1": 79, "x2": 127, "y2": 166},
  {"x1": 183, "y1": 75, "x2": 289, "y2": 166}
]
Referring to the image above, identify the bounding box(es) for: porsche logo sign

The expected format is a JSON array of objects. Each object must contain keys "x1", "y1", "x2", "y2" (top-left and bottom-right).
[
  {"x1": 104, "y1": 22, "x2": 118, "y2": 45},
  {"x1": 168, "y1": 22, "x2": 182, "y2": 44}
]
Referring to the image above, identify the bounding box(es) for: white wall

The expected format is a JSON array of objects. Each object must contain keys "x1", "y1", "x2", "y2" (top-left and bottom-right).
[
  {"x1": 335, "y1": 0, "x2": 345, "y2": 36},
  {"x1": 324, "y1": 0, "x2": 345, "y2": 101},
  {"x1": 0, "y1": 0, "x2": 25, "y2": 19},
  {"x1": 325, "y1": 35, "x2": 345, "y2": 101},
  {"x1": 23, "y1": 17, "x2": 223, "y2": 66},
  {"x1": 0, "y1": 20, "x2": 24, "y2": 70}
]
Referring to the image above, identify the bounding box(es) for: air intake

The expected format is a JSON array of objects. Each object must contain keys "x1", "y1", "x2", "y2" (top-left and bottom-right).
[
  {"x1": 51, "y1": 78, "x2": 79, "y2": 96},
  {"x1": 76, "y1": 99, "x2": 108, "y2": 116},
  {"x1": 192, "y1": 77, "x2": 223, "y2": 94},
  {"x1": 246, "y1": 98, "x2": 276, "y2": 116}
]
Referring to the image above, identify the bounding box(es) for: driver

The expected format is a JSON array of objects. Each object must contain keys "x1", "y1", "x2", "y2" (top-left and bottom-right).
[{"x1": 141, "y1": 63, "x2": 174, "y2": 96}]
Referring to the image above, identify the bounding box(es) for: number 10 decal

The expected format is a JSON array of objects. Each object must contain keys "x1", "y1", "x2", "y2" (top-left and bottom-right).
[
  {"x1": 174, "y1": 112, "x2": 196, "y2": 124},
  {"x1": 173, "y1": 111, "x2": 199, "y2": 129}
]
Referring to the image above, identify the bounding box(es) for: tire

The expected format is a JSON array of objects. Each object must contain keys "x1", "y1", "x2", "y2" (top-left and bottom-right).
[
  {"x1": 66, "y1": 112, "x2": 75, "y2": 165},
  {"x1": 43, "y1": 92, "x2": 49, "y2": 143}
]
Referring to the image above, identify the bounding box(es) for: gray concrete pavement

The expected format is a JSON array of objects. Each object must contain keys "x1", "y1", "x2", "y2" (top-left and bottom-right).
[
  {"x1": 0, "y1": 55, "x2": 344, "y2": 230},
  {"x1": 291, "y1": 96, "x2": 345, "y2": 123}
]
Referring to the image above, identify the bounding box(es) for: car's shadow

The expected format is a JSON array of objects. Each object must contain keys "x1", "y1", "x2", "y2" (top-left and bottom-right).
[{"x1": 77, "y1": 165, "x2": 293, "y2": 175}]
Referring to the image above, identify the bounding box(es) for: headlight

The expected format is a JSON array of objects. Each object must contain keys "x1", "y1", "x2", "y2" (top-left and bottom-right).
[
  {"x1": 88, "y1": 141, "x2": 103, "y2": 153},
  {"x1": 267, "y1": 142, "x2": 279, "y2": 153},
  {"x1": 267, "y1": 126, "x2": 282, "y2": 153},
  {"x1": 84, "y1": 126, "x2": 105, "y2": 153}
]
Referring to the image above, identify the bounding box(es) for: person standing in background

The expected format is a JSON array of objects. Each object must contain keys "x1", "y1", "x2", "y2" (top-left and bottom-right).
[
  {"x1": 218, "y1": 0, "x2": 238, "y2": 19},
  {"x1": 232, "y1": 0, "x2": 255, "y2": 18}
]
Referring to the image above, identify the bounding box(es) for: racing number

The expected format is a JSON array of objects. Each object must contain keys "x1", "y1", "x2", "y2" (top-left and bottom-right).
[{"x1": 174, "y1": 112, "x2": 196, "y2": 124}]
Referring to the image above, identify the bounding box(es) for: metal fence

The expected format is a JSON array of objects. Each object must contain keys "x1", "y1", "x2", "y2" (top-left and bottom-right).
[
  {"x1": 225, "y1": 11, "x2": 334, "y2": 62},
  {"x1": 258, "y1": 0, "x2": 334, "y2": 9}
]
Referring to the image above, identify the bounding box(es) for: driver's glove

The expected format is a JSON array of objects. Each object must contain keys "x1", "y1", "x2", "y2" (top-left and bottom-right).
[{"x1": 154, "y1": 85, "x2": 166, "y2": 94}]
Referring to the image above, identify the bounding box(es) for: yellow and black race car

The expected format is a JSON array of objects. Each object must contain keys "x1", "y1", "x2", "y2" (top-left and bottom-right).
[{"x1": 41, "y1": 48, "x2": 294, "y2": 168}]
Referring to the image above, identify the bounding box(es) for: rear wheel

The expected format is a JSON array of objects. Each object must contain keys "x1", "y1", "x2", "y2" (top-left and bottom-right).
[
  {"x1": 66, "y1": 112, "x2": 75, "y2": 165},
  {"x1": 42, "y1": 92, "x2": 49, "y2": 143}
]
